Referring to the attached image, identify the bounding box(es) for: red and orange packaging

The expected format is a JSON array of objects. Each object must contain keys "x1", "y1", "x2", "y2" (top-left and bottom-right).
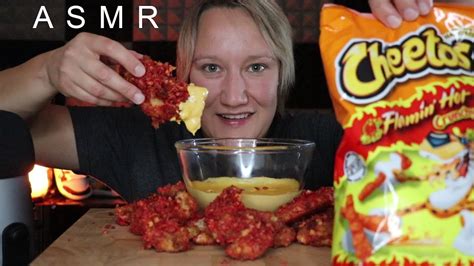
[{"x1": 320, "y1": 3, "x2": 473, "y2": 265}]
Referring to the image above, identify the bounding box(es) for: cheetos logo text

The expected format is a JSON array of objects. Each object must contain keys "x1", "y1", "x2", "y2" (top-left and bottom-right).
[{"x1": 336, "y1": 27, "x2": 473, "y2": 105}]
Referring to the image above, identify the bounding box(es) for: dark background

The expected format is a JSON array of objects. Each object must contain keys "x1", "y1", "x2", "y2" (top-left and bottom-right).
[{"x1": 0, "y1": 0, "x2": 370, "y2": 110}]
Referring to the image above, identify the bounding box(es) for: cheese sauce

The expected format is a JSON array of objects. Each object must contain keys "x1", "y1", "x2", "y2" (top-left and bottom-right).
[
  {"x1": 179, "y1": 84, "x2": 208, "y2": 135},
  {"x1": 185, "y1": 177, "x2": 301, "y2": 211}
]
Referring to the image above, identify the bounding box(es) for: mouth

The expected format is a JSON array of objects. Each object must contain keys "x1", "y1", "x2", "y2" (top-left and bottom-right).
[
  {"x1": 217, "y1": 112, "x2": 254, "y2": 127},
  {"x1": 218, "y1": 112, "x2": 254, "y2": 120}
]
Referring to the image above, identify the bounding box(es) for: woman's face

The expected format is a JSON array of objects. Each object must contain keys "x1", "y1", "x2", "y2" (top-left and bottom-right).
[{"x1": 190, "y1": 7, "x2": 279, "y2": 138}]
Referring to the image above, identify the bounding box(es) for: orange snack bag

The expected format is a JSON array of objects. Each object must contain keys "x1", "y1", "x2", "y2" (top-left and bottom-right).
[{"x1": 320, "y1": 3, "x2": 473, "y2": 265}]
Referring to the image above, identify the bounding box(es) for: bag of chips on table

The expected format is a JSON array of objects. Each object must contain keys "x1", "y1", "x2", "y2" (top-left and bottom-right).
[{"x1": 319, "y1": 3, "x2": 473, "y2": 265}]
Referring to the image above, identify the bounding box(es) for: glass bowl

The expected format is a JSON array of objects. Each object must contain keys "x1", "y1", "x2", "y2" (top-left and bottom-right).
[{"x1": 175, "y1": 138, "x2": 315, "y2": 211}]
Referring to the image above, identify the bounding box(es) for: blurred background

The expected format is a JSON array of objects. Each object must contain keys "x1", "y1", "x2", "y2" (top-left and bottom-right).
[{"x1": 0, "y1": 0, "x2": 370, "y2": 109}]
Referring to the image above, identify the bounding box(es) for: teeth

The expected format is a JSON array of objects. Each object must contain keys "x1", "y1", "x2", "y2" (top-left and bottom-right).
[{"x1": 220, "y1": 113, "x2": 250, "y2": 119}]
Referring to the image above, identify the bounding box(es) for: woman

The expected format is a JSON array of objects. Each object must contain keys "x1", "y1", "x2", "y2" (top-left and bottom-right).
[{"x1": 0, "y1": 0, "x2": 432, "y2": 201}]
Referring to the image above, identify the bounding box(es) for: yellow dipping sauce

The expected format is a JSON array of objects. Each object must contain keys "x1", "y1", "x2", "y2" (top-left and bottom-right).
[
  {"x1": 185, "y1": 177, "x2": 301, "y2": 212},
  {"x1": 178, "y1": 83, "x2": 208, "y2": 135}
]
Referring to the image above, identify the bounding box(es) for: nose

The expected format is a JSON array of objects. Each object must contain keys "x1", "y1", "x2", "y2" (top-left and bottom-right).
[{"x1": 220, "y1": 70, "x2": 248, "y2": 107}]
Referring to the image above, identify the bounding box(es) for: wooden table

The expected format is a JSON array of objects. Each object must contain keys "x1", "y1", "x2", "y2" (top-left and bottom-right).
[{"x1": 32, "y1": 208, "x2": 332, "y2": 266}]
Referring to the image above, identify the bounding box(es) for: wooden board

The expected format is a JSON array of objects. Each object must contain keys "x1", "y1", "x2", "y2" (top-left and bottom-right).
[{"x1": 32, "y1": 208, "x2": 332, "y2": 266}]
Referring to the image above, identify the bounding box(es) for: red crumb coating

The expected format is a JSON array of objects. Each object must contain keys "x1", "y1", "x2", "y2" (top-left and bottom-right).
[
  {"x1": 275, "y1": 187, "x2": 334, "y2": 224},
  {"x1": 204, "y1": 186, "x2": 247, "y2": 245},
  {"x1": 224, "y1": 216, "x2": 275, "y2": 260},
  {"x1": 117, "y1": 182, "x2": 199, "y2": 253},
  {"x1": 114, "y1": 182, "x2": 335, "y2": 260},
  {"x1": 115, "y1": 204, "x2": 133, "y2": 226},
  {"x1": 116, "y1": 56, "x2": 189, "y2": 128},
  {"x1": 142, "y1": 217, "x2": 192, "y2": 252},
  {"x1": 296, "y1": 207, "x2": 334, "y2": 247}
]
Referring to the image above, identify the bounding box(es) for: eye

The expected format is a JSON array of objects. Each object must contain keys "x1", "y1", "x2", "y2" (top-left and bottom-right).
[
  {"x1": 202, "y1": 64, "x2": 220, "y2": 73},
  {"x1": 248, "y1": 63, "x2": 266, "y2": 73}
]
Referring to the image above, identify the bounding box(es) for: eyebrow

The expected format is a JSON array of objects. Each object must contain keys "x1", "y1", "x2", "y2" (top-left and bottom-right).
[
  {"x1": 192, "y1": 55, "x2": 277, "y2": 62},
  {"x1": 247, "y1": 55, "x2": 277, "y2": 62},
  {"x1": 192, "y1": 55, "x2": 218, "y2": 62}
]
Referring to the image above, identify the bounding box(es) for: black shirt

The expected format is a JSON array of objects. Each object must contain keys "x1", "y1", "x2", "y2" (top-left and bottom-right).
[
  {"x1": 69, "y1": 106, "x2": 342, "y2": 202},
  {"x1": 333, "y1": 0, "x2": 370, "y2": 13}
]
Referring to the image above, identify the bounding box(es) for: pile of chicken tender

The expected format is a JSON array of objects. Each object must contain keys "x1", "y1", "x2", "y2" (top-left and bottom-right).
[{"x1": 115, "y1": 181, "x2": 334, "y2": 260}]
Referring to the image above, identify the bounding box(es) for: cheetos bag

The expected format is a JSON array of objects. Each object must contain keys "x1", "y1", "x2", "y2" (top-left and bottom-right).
[{"x1": 320, "y1": 3, "x2": 474, "y2": 265}]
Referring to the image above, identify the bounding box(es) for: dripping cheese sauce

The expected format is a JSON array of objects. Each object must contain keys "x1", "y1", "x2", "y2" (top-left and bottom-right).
[{"x1": 177, "y1": 83, "x2": 208, "y2": 135}]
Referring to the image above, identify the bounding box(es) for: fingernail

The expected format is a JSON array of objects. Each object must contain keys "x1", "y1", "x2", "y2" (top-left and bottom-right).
[
  {"x1": 419, "y1": 3, "x2": 430, "y2": 15},
  {"x1": 133, "y1": 93, "x2": 144, "y2": 104},
  {"x1": 135, "y1": 65, "x2": 145, "y2": 76},
  {"x1": 403, "y1": 8, "x2": 419, "y2": 21},
  {"x1": 387, "y1": 15, "x2": 402, "y2": 28}
]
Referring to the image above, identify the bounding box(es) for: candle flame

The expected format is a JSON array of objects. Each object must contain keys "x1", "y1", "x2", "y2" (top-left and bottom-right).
[{"x1": 28, "y1": 164, "x2": 50, "y2": 199}]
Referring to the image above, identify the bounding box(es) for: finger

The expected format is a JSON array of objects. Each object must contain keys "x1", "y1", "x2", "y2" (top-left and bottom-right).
[
  {"x1": 69, "y1": 69, "x2": 129, "y2": 102},
  {"x1": 393, "y1": 0, "x2": 420, "y2": 21},
  {"x1": 369, "y1": 0, "x2": 403, "y2": 28},
  {"x1": 100, "y1": 50, "x2": 142, "y2": 66},
  {"x1": 66, "y1": 82, "x2": 114, "y2": 106},
  {"x1": 129, "y1": 50, "x2": 144, "y2": 59},
  {"x1": 89, "y1": 35, "x2": 145, "y2": 77},
  {"x1": 80, "y1": 60, "x2": 145, "y2": 105},
  {"x1": 417, "y1": 0, "x2": 433, "y2": 16},
  {"x1": 99, "y1": 55, "x2": 116, "y2": 66}
]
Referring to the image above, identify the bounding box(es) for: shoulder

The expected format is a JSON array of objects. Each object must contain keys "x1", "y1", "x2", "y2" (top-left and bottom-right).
[
  {"x1": 269, "y1": 109, "x2": 342, "y2": 142},
  {"x1": 69, "y1": 105, "x2": 195, "y2": 133},
  {"x1": 276, "y1": 109, "x2": 340, "y2": 129},
  {"x1": 68, "y1": 105, "x2": 147, "y2": 127}
]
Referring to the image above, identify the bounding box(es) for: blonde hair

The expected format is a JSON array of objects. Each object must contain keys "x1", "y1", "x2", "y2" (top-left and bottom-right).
[{"x1": 176, "y1": 0, "x2": 294, "y2": 113}]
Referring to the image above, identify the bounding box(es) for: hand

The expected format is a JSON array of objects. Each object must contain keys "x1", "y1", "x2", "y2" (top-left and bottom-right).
[
  {"x1": 45, "y1": 32, "x2": 146, "y2": 106},
  {"x1": 369, "y1": 0, "x2": 433, "y2": 28}
]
